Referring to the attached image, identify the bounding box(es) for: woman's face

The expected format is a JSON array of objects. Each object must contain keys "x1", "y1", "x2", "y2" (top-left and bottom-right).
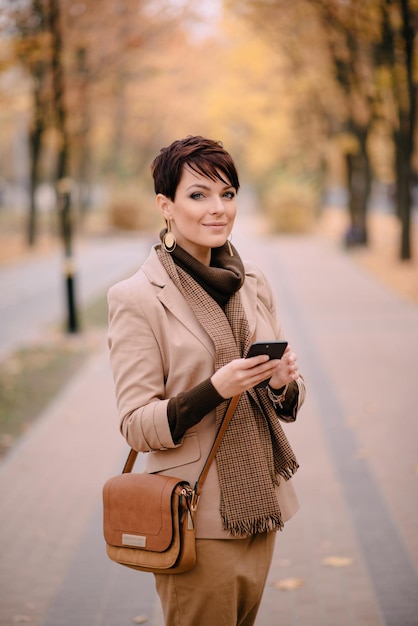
[{"x1": 158, "y1": 166, "x2": 237, "y2": 265}]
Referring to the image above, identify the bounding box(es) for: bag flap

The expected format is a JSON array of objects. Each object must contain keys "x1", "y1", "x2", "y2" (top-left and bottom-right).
[{"x1": 103, "y1": 473, "x2": 185, "y2": 552}]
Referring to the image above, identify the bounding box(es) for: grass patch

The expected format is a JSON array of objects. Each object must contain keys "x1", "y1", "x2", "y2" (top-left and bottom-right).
[
  {"x1": 0, "y1": 293, "x2": 109, "y2": 458},
  {"x1": 81, "y1": 292, "x2": 109, "y2": 328}
]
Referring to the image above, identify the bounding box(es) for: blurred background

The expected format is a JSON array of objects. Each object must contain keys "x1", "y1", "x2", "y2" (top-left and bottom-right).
[
  {"x1": 1, "y1": 3, "x2": 418, "y2": 625},
  {"x1": 0, "y1": 0, "x2": 417, "y2": 456}
]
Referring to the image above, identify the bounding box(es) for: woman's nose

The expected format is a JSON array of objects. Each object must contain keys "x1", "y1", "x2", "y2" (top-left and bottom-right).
[{"x1": 210, "y1": 195, "x2": 225, "y2": 213}]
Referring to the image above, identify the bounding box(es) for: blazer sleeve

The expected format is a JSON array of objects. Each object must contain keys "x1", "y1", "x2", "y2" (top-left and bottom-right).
[{"x1": 107, "y1": 280, "x2": 176, "y2": 452}]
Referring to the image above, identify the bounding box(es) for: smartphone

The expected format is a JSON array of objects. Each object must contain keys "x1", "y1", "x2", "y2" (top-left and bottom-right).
[
  {"x1": 246, "y1": 341, "x2": 288, "y2": 388},
  {"x1": 246, "y1": 341, "x2": 288, "y2": 360}
]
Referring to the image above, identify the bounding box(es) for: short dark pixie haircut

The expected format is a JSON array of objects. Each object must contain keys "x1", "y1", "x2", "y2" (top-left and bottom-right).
[{"x1": 151, "y1": 135, "x2": 240, "y2": 201}]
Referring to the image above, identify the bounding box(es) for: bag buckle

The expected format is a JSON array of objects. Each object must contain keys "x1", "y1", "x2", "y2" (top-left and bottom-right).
[{"x1": 191, "y1": 491, "x2": 200, "y2": 513}]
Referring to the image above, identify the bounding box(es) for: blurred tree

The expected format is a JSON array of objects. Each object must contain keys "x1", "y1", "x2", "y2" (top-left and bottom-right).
[
  {"x1": 6, "y1": 0, "x2": 51, "y2": 245},
  {"x1": 5, "y1": 0, "x2": 414, "y2": 254},
  {"x1": 216, "y1": 1, "x2": 335, "y2": 225},
  {"x1": 228, "y1": 0, "x2": 377, "y2": 244},
  {"x1": 54, "y1": 0, "x2": 199, "y2": 197},
  {"x1": 317, "y1": 0, "x2": 417, "y2": 257},
  {"x1": 315, "y1": 0, "x2": 377, "y2": 247},
  {"x1": 48, "y1": 0, "x2": 68, "y2": 186},
  {"x1": 1, "y1": 0, "x2": 190, "y2": 238},
  {"x1": 228, "y1": 0, "x2": 417, "y2": 257},
  {"x1": 377, "y1": 0, "x2": 417, "y2": 259}
]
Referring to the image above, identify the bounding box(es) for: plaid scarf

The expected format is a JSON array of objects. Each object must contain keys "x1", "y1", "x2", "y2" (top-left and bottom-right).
[{"x1": 157, "y1": 245, "x2": 298, "y2": 536}]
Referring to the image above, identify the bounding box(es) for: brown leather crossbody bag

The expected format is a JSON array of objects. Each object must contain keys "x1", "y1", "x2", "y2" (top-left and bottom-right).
[{"x1": 103, "y1": 394, "x2": 240, "y2": 574}]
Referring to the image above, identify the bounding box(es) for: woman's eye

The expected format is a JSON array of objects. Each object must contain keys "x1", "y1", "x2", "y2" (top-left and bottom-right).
[
  {"x1": 223, "y1": 191, "x2": 236, "y2": 199},
  {"x1": 190, "y1": 192, "x2": 204, "y2": 199}
]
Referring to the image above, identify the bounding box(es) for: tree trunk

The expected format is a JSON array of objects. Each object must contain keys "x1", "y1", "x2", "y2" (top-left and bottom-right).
[
  {"x1": 344, "y1": 127, "x2": 371, "y2": 247},
  {"x1": 395, "y1": 120, "x2": 413, "y2": 259},
  {"x1": 75, "y1": 47, "x2": 91, "y2": 220},
  {"x1": 48, "y1": 0, "x2": 69, "y2": 183},
  {"x1": 28, "y1": 92, "x2": 44, "y2": 246},
  {"x1": 48, "y1": 0, "x2": 79, "y2": 333},
  {"x1": 26, "y1": 0, "x2": 48, "y2": 247},
  {"x1": 397, "y1": 0, "x2": 415, "y2": 260}
]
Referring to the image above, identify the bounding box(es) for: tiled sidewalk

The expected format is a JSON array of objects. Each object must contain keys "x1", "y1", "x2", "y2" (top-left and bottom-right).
[{"x1": 0, "y1": 344, "x2": 129, "y2": 625}]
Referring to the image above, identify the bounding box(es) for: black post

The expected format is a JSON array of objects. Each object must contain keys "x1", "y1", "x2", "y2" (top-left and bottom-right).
[{"x1": 58, "y1": 178, "x2": 79, "y2": 333}]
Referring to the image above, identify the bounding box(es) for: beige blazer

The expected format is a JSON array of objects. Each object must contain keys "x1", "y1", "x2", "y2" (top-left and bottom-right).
[{"x1": 107, "y1": 246, "x2": 305, "y2": 539}]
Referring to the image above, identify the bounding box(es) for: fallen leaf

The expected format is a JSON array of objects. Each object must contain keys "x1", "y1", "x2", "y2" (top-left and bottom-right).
[
  {"x1": 322, "y1": 556, "x2": 353, "y2": 568},
  {"x1": 273, "y1": 577, "x2": 305, "y2": 591}
]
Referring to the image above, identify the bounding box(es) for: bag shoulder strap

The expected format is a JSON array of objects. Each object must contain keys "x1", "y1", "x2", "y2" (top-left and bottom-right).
[
  {"x1": 121, "y1": 393, "x2": 241, "y2": 498},
  {"x1": 193, "y1": 394, "x2": 240, "y2": 497},
  {"x1": 122, "y1": 448, "x2": 139, "y2": 474}
]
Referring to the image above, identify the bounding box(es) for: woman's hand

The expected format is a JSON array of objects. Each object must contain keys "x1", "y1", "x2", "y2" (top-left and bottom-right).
[
  {"x1": 211, "y1": 346, "x2": 300, "y2": 399},
  {"x1": 211, "y1": 354, "x2": 281, "y2": 399},
  {"x1": 268, "y1": 346, "x2": 300, "y2": 390}
]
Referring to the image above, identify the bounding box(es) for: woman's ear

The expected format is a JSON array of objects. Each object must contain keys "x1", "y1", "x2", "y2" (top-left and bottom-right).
[{"x1": 156, "y1": 193, "x2": 171, "y2": 220}]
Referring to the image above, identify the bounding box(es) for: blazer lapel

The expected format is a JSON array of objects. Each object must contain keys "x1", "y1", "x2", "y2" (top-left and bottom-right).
[
  {"x1": 141, "y1": 247, "x2": 215, "y2": 357},
  {"x1": 240, "y1": 271, "x2": 258, "y2": 338},
  {"x1": 140, "y1": 246, "x2": 259, "y2": 355}
]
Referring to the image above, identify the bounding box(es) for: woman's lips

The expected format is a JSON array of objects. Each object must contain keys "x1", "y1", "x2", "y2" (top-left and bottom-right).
[{"x1": 204, "y1": 223, "x2": 227, "y2": 229}]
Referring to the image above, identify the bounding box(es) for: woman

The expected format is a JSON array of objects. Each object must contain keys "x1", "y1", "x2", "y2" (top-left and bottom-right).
[{"x1": 107, "y1": 136, "x2": 305, "y2": 626}]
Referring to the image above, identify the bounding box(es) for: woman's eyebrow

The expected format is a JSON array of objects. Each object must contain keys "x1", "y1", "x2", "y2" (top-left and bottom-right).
[
  {"x1": 186, "y1": 183, "x2": 233, "y2": 191},
  {"x1": 186, "y1": 183, "x2": 211, "y2": 191}
]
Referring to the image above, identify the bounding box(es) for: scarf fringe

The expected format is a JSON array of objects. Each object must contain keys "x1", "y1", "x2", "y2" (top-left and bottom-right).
[
  {"x1": 278, "y1": 461, "x2": 300, "y2": 481},
  {"x1": 222, "y1": 462, "x2": 299, "y2": 537},
  {"x1": 222, "y1": 513, "x2": 284, "y2": 537}
]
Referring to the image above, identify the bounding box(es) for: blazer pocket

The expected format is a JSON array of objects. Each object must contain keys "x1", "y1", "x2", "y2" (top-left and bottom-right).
[{"x1": 145, "y1": 431, "x2": 201, "y2": 474}]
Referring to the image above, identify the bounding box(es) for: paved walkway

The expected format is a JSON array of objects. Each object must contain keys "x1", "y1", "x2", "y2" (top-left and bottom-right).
[
  {"x1": 0, "y1": 232, "x2": 154, "y2": 362},
  {"x1": 0, "y1": 223, "x2": 417, "y2": 626}
]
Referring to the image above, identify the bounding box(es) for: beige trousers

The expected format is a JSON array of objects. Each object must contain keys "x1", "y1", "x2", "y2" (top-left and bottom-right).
[{"x1": 154, "y1": 532, "x2": 276, "y2": 626}]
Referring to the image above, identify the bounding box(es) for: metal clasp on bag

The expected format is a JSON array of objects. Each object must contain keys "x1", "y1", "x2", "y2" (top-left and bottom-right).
[
  {"x1": 180, "y1": 485, "x2": 195, "y2": 530},
  {"x1": 190, "y1": 490, "x2": 200, "y2": 514}
]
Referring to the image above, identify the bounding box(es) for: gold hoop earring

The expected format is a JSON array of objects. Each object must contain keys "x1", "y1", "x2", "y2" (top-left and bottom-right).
[
  {"x1": 162, "y1": 219, "x2": 176, "y2": 253},
  {"x1": 226, "y1": 234, "x2": 234, "y2": 257}
]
